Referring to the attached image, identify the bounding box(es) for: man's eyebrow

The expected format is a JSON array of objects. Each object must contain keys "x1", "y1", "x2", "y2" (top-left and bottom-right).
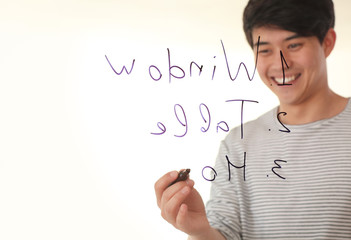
[
  {"x1": 254, "y1": 41, "x2": 268, "y2": 48},
  {"x1": 284, "y1": 34, "x2": 301, "y2": 41}
]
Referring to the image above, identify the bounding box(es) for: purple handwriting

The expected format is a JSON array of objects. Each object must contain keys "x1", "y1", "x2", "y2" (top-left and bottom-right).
[
  {"x1": 151, "y1": 100, "x2": 259, "y2": 138},
  {"x1": 202, "y1": 153, "x2": 288, "y2": 182},
  {"x1": 151, "y1": 100, "x2": 291, "y2": 138},
  {"x1": 105, "y1": 37, "x2": 261, "y2": 83},
  {"x1": 103, "y1": 36, "x2": 296, "y2": 183}
]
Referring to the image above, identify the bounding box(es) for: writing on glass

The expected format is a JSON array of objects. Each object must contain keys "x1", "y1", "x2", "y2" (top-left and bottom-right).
[
  {"x1": 105, "y1": 38, "x2": 260, "y2": 83},
  {"x1": 105, "y1": 36, "x2": 292, "y2": 182}
]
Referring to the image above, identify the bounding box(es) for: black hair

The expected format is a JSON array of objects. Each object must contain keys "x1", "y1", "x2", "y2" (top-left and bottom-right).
[{"x1": 243, "y1": 0, "x2": 335, "y2": 48}]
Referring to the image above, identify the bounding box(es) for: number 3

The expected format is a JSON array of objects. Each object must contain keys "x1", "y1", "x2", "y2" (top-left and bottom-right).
[{"x1": 272, "y1": 159, "x2": 287, "y2": 180}]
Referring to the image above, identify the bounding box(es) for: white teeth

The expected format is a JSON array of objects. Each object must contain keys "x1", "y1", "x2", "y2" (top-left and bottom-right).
[{"x1": 274, "y1": 74, "x2": 299, "y2": 84}]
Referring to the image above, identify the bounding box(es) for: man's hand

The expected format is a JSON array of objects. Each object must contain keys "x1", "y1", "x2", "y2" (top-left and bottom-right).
[{"x1": 154, "y1": 170, "x2": 210, "y2": 236}]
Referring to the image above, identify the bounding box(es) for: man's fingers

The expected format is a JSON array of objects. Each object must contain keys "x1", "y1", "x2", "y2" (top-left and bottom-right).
[
  {"x1": 176, "y1": 203, "x2": 189, "y2": 228},
  {"x1": 162, "y1": 185, "x2": 192, "y2": 225},
  {"x1": 154, "y1": 171, "x2": 178, "y2": 208}
]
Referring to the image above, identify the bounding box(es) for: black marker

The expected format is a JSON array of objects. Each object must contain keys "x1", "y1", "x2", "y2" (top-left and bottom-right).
[{"x1": 168, "y1": 169, "x2": 191, "y2": 187}]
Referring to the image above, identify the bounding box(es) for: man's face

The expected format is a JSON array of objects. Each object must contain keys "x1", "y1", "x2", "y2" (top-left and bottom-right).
[{"x1": 252, "y1": 26, "x2": 330, "y2": 107}]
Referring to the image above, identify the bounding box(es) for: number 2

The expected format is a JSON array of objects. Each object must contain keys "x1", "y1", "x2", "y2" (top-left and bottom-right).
[{"x1": 277, "y1": 112, "x2": 290, "y2": 133}]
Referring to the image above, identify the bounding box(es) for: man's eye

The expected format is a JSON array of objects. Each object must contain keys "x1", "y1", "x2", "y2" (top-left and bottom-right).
[
  {"x1": 288, "y1": 43, "x2": 302, "y2": 49},
  {"x1": 258, "y1": 49, "x2": 270, "y2": 54}
]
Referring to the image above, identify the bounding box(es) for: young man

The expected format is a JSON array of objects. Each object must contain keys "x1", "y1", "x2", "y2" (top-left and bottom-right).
[{"x1": 155, "y1": 0, "x2": 351, "y2": 239}]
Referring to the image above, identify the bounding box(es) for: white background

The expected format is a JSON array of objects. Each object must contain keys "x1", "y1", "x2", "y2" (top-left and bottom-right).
[{"x1": 1, "y1": 0, "x2": 350, "y2": 239}]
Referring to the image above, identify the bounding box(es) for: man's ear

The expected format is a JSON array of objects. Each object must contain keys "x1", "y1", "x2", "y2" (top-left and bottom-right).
[{"x1": 323, "y1": 28, "x2": 336, "y2": 58}]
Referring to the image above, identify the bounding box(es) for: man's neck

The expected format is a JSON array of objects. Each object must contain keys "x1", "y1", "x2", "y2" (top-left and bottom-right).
[{"x1": 278, "y1": 90, "x2": 348, "y2": 125}]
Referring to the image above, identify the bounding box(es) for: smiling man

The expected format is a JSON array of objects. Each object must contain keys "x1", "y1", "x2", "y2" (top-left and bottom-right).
[
  {"x1": 252, "y1": 26, "x2": 348, "y2": 125},
  {"x1": 154, "y1": 0, "x2": 351, "y2": 239}
]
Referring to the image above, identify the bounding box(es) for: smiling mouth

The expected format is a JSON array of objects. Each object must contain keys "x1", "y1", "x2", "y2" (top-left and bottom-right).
[{"x1": 272, "y1": 73, "x2": 301, "y2": 85}]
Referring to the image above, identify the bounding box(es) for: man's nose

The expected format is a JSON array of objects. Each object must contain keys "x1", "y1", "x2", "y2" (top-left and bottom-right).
[{"x1": 279, "y1": 50, "x2": 292, "y2": 70}]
